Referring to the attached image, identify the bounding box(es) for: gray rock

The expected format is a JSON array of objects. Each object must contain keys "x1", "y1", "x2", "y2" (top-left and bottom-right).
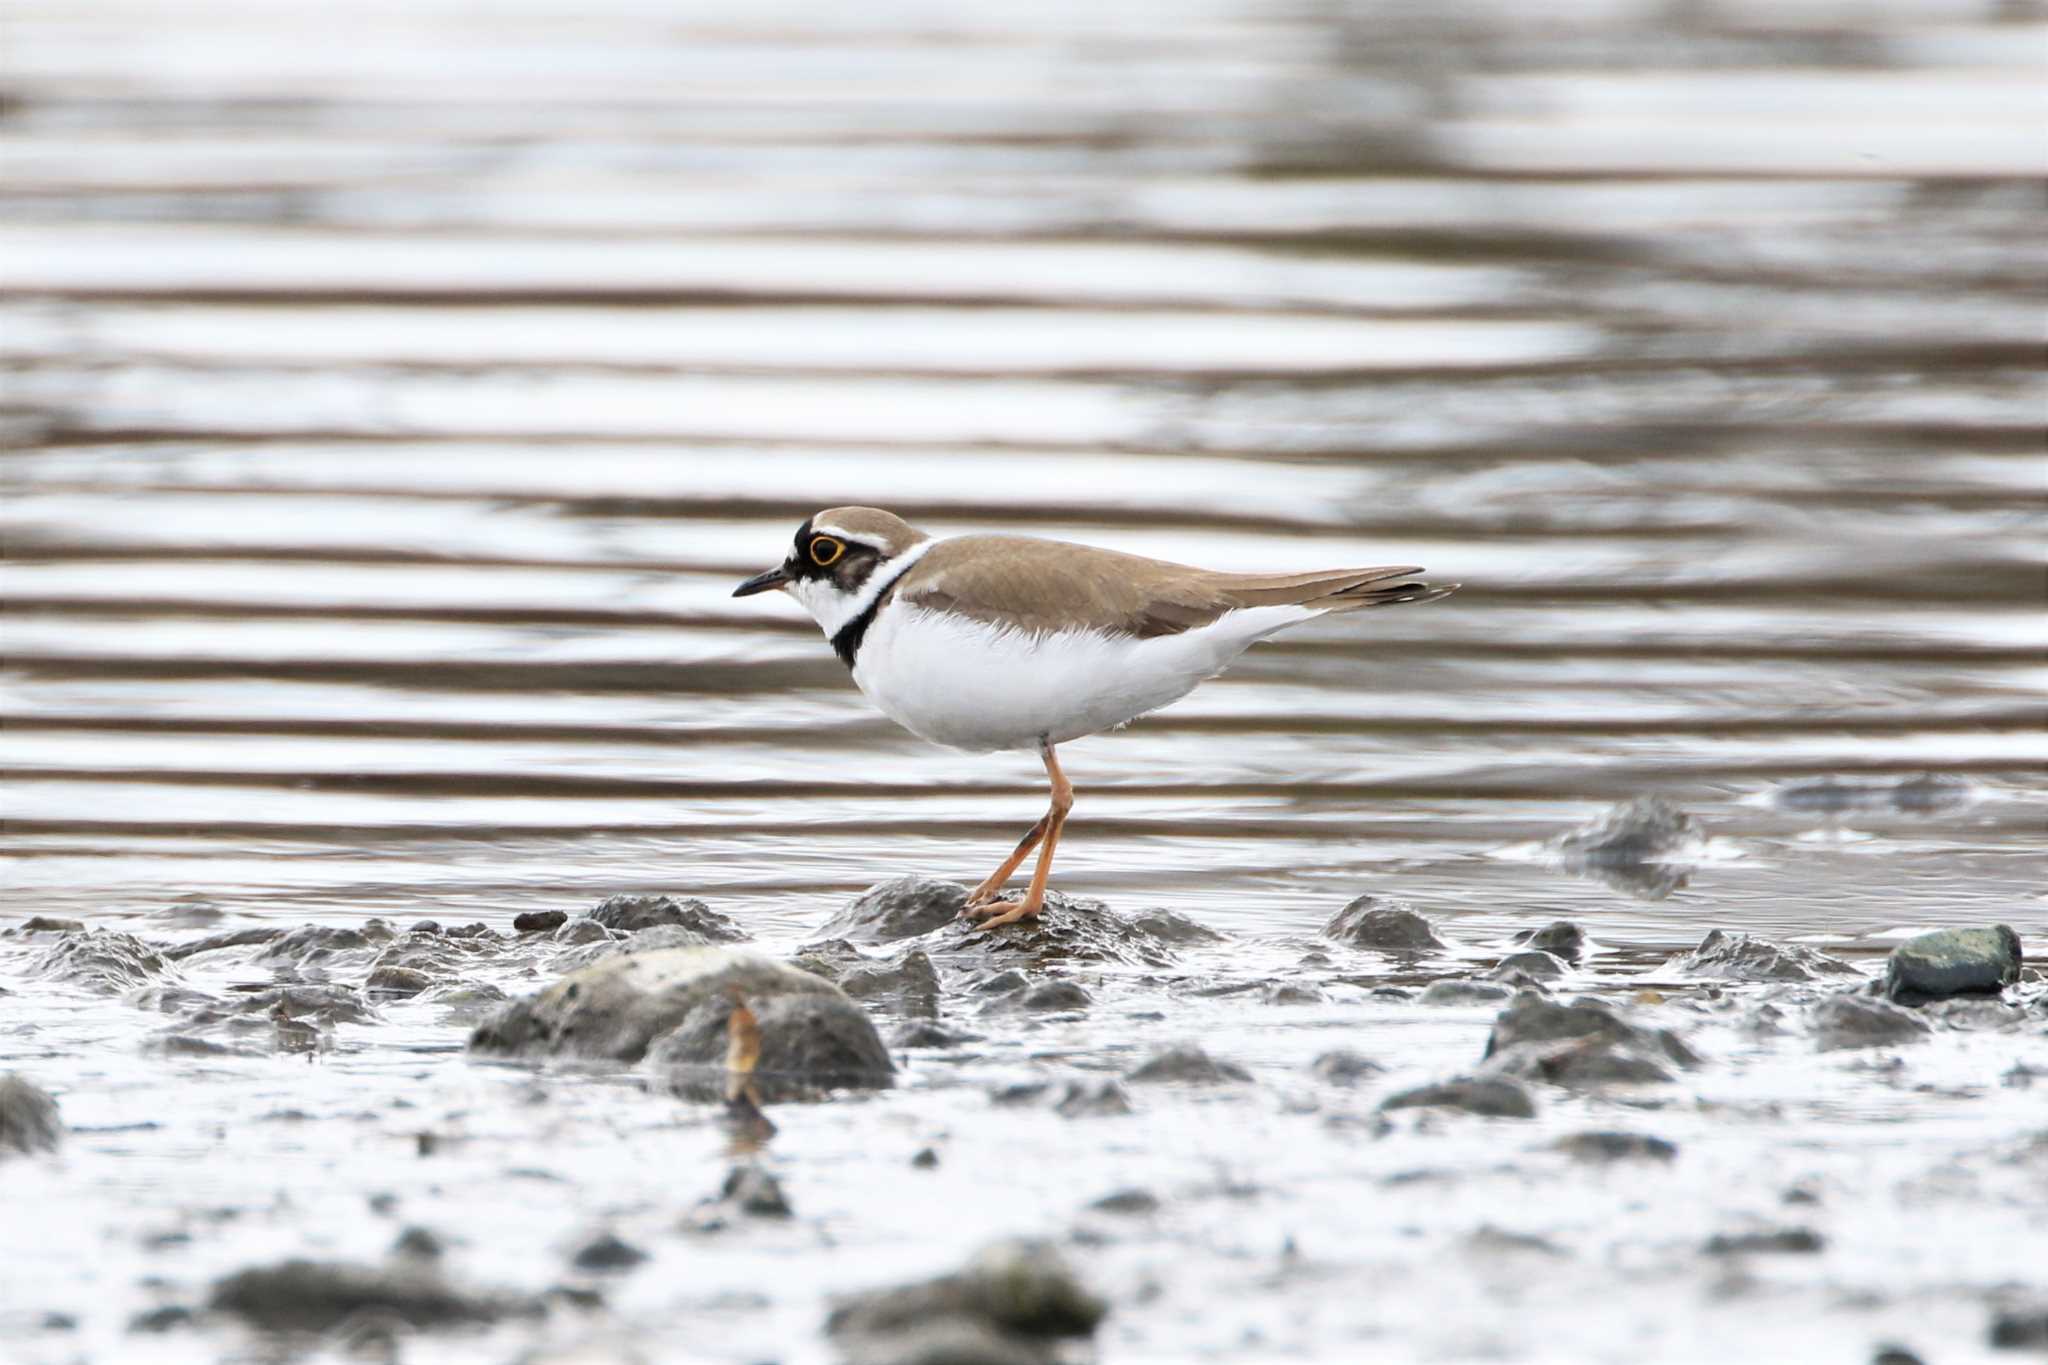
[
  {"x1": 1311, "y1": 1050, "x2": 1384, "y2": 1085},
  {"x1": 1490, "y1": 950, "x2": 1567, "y2": 980},
  {"x1": 818, "y1": 877, "x2": 969, "y2": 943},
  {"x1": 1703, "y1": 1228, "x2": 1825, "y2": 1255},
  {"x1": 586, "y1": 894, "x2": 745, "y2": 941},
  {"x1": 1484, "y1": 992, "x2": 1698, "y2": 1068},
  {"x1": 1813, "y1": 994, "x2": 1931, "y2": 1051},
  {"x1": 1554, "y1": 1131, "x2": 1678, "y2": 1163},
  {"x1": 1884, "y1": 926, "x2": 2021, "y2": 1005},
  {"x1": 1990, "y1": 1308, "x2": 2048, "y2": 1349},
  {"x1": 839, "y1": 950, "x2": 943, "y2": 1019},
  {"x1": 649, "y1": 989, "x2": 897, "y2": 1102},
  {"x1": 893, "y1": 1021, "x2": 979, "y2": 1049},
  {"x1": 986, "y1": 980, "x2": 1092, "y2": 1015},
  {"x1": 570, "y1": 1231, "x2": 648, "y2": 1272},
  {"x1": 1490, "y1": 1043, "x2": 1675, "y2": 1088},
  {"x1": 0, "y1": 1075, "x2": 63, "y2": 1155},
  {"x1": 128, "y1": 1305, "x2": 194, "y2": 1333},
  {"x1": 163, "y1": 927, "x2": 287, "y2": 961},
  {"x1": 1125, "y1": 1045, "x2": 1250, "y2": 1086},
  {"x1": 1380, "y1": 1077, "x2": 1535, "y2": 1119},
  {"x1": 391, "y1": 1226, "x2": 445, "y2": 1261},
  {"x1": 1676, "y1": 929, "x2": 1859, "y2": 983},
  {"x1": 1772, "y1": 773, "x2": 1977, "y2": 816},
  {"x1": 257, "y1": 922, "x2": 396, "y2": 967},
  {"x1": 554, "y1": 923, "x2": 743, "y2": 971},
  {"x1": 1323, "y1": 896, "x2": 1444, "y2": 952},
  {"x1": 941, "y1": 892, "x2": 1212, "y2": 969},
  {"x1": 471, "y1": 945, "x2": 888, "y2": 1080},
  {"x1": 209, "y1": 1258, "x2": 533, "y2": 1331},
  {"x1": 512, "y1": 910, "x2": 567, "y2": 934},
  {"x1": 365, "y1": 966, "x2": 433, "y2": 998},
  {"x1": 1263, "y1": 982, "x2": 1325, "y2": 1005},
  {"x1": 18, "y1": 916, "x2": 84, "y2": 934},
  {"x1": 719, "y1": 1164, "x2": 793, "y2": 1218},
  {"x1": 1555, "y1": 796, "x2": 1700, "y2": 864},
  {"x1": 1514, "y1": 920, "x2": 1587, "y2": 963},
  {"x1": 1088, "y1": 1188, "x2": 1160, "y2": 1215},
  {"x1": 1052, "y1": 1081, "x2": 1132, "y2": 1118},
  {"x1": 552, "y1": 919, "x2": 616, "y2": 947},
  {"x1": 826, "y1": 1238, "x2": 1106, "y2": 1345},
  {"x1": 32, "y1": 930, "x2": 174, "y2": 992},
  {"x1": 1419, "y1": 980, "x2": 1511, "y2": 1006},
  {"x1": 837, "y1": 1317, "x2": 1051, "y2": 1365},
  {"x1": 1554, "y1": 797, "x2": 1701, "y2": 899},
  {"x1": 1121, "y1": 908, "x2": 1226, "y2": 946}
]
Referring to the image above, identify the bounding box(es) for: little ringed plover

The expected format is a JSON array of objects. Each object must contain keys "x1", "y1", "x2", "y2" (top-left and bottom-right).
[{"x1": 734, "y1": 507, "x2": 1454, "y2": 928}]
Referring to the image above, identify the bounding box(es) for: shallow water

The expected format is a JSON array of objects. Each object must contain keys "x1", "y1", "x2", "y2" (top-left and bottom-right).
[{"x1": 2, "y1": 1, "x2": 2045, "y2": 1361}]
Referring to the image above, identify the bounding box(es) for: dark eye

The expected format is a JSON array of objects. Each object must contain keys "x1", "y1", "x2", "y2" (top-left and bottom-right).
[{"x1": 809, "y1": 536, "x2": 845, "y2": 567}]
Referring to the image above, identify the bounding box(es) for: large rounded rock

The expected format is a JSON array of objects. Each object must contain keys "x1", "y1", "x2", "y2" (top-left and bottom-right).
[
  {"x1": 1323, "y1": 896, "x2": 1444, "y2": 952},
  {"x1": 1884, "y1": 926, "x2": 2021, "y2": 1005},
  {"x1": 585, "y1": 893, "x2": 745, "y2": 941},
  {"x1": 32, "y1": 930, "x2": 174, "y2": 993},
  {"x1": 816, "y1": 877, "x2": 969, "y2": 943},
  {"x1": 0, "y1": 1075, "x2": 62, "y2": 1156},
  {"x1": 649, "y1": 990, "x2": 896, "y2": 1102},
  {"x1": 469, "y1": 947, "x2": 892, "y2": 1098}
]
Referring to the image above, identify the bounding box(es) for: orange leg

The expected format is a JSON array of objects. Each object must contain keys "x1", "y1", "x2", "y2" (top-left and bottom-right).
[{"x1": 963, "y1": 742, "x2": 1073, "y2": 926}]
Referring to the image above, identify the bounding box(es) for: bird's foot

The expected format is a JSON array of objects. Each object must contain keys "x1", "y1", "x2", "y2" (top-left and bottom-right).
[{"x1": 963, "y1": 896, "x2": 1042, "y2": 931}]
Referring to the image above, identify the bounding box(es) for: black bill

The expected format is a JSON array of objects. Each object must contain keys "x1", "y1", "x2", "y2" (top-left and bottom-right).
[{"x1": 732, "y1": 565, "x2": 793, "y2": 597}]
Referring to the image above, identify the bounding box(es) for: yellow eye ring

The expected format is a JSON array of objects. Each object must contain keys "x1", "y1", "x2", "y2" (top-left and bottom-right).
[{"x1": 809, "y1": 536, "x2": 845, "y2": 567}]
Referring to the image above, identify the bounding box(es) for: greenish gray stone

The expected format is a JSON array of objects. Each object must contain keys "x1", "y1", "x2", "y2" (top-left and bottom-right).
[{"x1": 1884, "y1": 926, "x2": 2021, "y2": 1005}]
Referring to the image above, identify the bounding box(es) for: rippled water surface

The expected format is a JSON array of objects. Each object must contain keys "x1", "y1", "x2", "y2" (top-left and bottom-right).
[{"x1": 2, "y1": 1, "x2": 2045, "y2": 1361}]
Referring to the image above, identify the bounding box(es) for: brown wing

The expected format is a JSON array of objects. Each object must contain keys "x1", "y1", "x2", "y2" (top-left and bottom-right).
[{"x1": 898, "y1": 535, "x2": 1446, "y2": 639}]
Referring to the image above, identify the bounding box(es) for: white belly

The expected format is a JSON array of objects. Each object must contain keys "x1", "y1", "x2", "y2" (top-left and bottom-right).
[{"x1": 849, "y1": 603, "x2": 1316, "y2": 752}]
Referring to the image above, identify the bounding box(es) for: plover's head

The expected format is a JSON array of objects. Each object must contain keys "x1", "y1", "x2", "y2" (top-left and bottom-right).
[{"x1": 732, "y1": 507, "x2": 931, "y2": 634}]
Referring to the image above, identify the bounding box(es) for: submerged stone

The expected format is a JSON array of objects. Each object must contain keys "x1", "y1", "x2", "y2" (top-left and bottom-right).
[
  {"x1": 1884, "y1": 926, "x2": 2021, "y2": 1006},
  {"x1": 1554, "y1": 1131, "x2": 1678, "y2": 1163},
  {"x1": 1555, "y1": 796, "x2": 1700, "y2": 864},
  {"x1": 1703, "y1": 1227, "x2": 1825, "y2": 1255},
  {"x1": 1514, "y1": 920, "x2": 1587, "y2": 963},
  {"x1": 825, "y1": 1238, "x2": 1107, "y2": 1344},
  {"x1": 1676, "y1": 929, "x2": 1859, "y2": 983},
  {"x1": 570, "y1": 1231, "x2": 648, "y2": 1272},
  {"x1": 33, "y1": 930, "x2": 174, "y2": 993},
  {"x1": 163, "y1": 927, "x2": 287, "y2": 961},
  {"x1": 1125, "y1": 1045, "x2": 1251, "y2": 1086},
  {"x1": 586, "y1": 893, "x2": 745, "y2": 941},
  {"x1": 1419, "y1": 980, "x2": 1511, "y2": 1006},
  {"x1": 1553, "y1": 797, "x2": 1701, "y2": 899},
  {"x1": 1323, "y1": 896, "x2": 1445, "y2": 952},
  {"x1": 1310, "y1": 1049, "x2": 1385, "y2": 1085},
  {"x1": 0, "y1": 1074, "x2": 63, "y2": 1156},
  {"x1": 1482, "y1": 991, "x2": 1696, "y2": 1089},
  {"x1": 208, "y1": 1258, "x2": 532, "y2": 1331},
  {"x1": 1812, "y1": 994, "x2": 1931, "y2": 1051},
  {"x1": 470, "y1": 946, "x2": 893, "y2": 1099},
  {"x1": 837, "y1": 950, "x2": 943, "y2": 1019},
  {"x1": 1490, "y1": 950, "x2": 1567, "y2": 980},
  {"x1": 1380, "y1": 1077, "x2": 1535, "y2": 1119},
  {"x1": 1053, "y1": 1080, "x2": 1133, "y2": 1118},
  {"x1": 940, "y1": 892, "x2": 1214, "y2": 969},
  {"x1": 818, "y1": 877, "x2": 969, "y2": 943}
]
